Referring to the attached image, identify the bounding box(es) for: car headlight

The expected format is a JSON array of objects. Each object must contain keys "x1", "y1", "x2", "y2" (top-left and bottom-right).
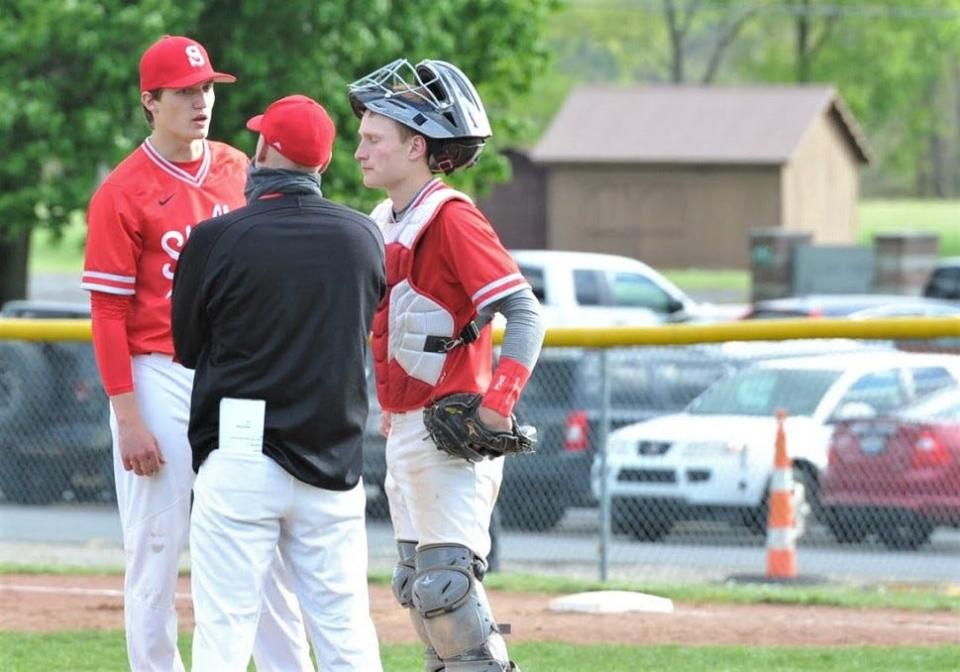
[{"x1": 682, "y1": 441, "x2": 745, "y2": 457}]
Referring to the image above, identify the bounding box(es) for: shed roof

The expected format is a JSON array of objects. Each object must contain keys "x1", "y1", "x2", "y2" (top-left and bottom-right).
[{"x1": 530, "y1": 84, "x2": 871, "y2": 166}]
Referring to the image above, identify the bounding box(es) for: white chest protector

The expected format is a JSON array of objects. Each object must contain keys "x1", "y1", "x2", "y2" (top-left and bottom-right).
[{"x1": 371, "y1": 184, "x2": 472, "y2": 388}]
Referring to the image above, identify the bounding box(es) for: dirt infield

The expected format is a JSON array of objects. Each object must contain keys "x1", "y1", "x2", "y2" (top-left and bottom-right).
[{"x1": 2, "y1": 574, "x2": 958, "y2": 646}]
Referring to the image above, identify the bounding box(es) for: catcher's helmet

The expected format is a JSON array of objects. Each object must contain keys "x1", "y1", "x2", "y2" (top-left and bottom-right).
[{"x1": 348, "y1": 59, "x2": 492, "y2": 174}]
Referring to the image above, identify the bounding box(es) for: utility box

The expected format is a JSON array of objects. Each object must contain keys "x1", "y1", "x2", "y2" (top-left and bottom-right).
[
  {"x1": 792, "y1": 245, "x2": 874, "y2": 295},
  {"x1": 749, "y1": 229, "x2": 812, "y2": 302}
]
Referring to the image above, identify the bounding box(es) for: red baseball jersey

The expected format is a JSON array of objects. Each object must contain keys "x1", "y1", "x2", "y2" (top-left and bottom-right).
[
  {"x1": 83, "y1": 139, "x2": 248, "y2": 355},
  {"x1": 370, "y1": 179, "x2": 528, "y2": 412},
  {"x1": 412, "y1": 198, "x2": 528, "y2": 400}
]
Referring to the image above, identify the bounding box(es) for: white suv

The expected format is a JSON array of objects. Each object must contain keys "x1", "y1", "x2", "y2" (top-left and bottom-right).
[
  {"x1": 591, "y1": 351, "x2": 960, "y2": 541},
  {"x1": 510, "y1": 249, "x2": 742, "y2": 327}
]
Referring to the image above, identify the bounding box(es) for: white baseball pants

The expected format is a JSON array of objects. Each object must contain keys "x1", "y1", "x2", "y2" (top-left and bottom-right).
[
  {"x1": 384, "y1": 409, "x2": 503, "y2": 560},
  {"x1": 111, "y1": 354, "x2": 312, "y2": 672},
  {"x1": 190, "y1": 449, "x2": 382, "y2": 672}
]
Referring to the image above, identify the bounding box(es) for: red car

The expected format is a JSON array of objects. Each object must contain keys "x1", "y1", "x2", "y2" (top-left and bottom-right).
[{"x1": 821, "y1": 387, "x2": 960, "y2": 550}]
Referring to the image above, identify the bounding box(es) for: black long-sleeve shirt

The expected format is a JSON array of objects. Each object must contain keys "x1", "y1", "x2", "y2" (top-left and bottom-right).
[{"x1": 172, "y1": 193, "x2": 385, "y2": 490}]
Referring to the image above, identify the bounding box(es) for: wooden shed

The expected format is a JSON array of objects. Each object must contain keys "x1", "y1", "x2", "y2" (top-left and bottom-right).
[{"x1": 526, "y1": 84, "x2": 872, "y2": 268}]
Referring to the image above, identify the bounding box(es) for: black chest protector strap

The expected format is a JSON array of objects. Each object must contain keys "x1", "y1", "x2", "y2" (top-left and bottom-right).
[{"x1": 422, "y1": 311, "x2": 495, "y2": 353}]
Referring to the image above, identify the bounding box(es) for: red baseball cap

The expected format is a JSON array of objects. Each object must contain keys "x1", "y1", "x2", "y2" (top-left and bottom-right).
[
  {"x1": 139, "y1": 35, "x2": 236, "y2": 92},
  {"x1": 246, "y1": 95, "x2": 336, "y2": 170}
]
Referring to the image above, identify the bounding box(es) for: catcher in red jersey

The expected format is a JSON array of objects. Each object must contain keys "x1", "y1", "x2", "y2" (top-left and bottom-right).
[
  {"x1": 348, "y1": 59, "x2": 546, "y2": 672},
  {"x1": 82, "y1": 35, "x2": 311, "y2": 672}
]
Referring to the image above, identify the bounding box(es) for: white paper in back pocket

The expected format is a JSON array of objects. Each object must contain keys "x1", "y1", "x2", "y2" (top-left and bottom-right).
[{"x1": 219, "y1": 398, "x2": 266, "y2": 454}]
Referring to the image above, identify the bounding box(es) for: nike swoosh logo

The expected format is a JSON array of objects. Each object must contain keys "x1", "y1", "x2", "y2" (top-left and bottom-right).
[{"x1": 159, "y1": 194, "x2": 175, "y2": 206}]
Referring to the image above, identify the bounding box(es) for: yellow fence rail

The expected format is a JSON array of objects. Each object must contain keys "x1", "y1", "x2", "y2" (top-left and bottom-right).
[
  {"x1": 530, "y1": 317, "x2": 960, "y2": 347},
  {"x1": 1, "y1": 316, "x2": 958, "y2": 345}
]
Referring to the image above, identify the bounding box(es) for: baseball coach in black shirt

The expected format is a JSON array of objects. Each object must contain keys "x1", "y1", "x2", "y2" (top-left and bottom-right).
[{"x1": 172, "y1": 94, "x2": 386, "y2": 671}]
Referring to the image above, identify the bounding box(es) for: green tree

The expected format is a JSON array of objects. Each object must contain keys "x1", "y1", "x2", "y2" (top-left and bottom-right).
[
  {"x1": 661, "y1": 0, "x2": 766, "y2": 83},
  {"x1": 0, "y1": 0, "x2": 195, "y2": 304},
  {"x1": 0, "y1": 0, "x2": 558, "y2": 301},
  {"x1": 544, "y1": 0, "x2": 960, "y2": 197},
  {"x1": 189, "y1": 0, "x2": 557, "y2": 211},
  {"x1": 546, "y1": 0, "x2": 767, "y2": 85},
  {"x1": 738, "y1": 0, "x2": 960, "y2": 196}
]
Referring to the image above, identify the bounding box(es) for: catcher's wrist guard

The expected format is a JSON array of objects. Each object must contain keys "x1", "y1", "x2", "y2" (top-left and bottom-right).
[
  {"x1": 482, "y1": 356, "x2": 531, "y2": 417},
  {"x1": 423, "y1": 393, "x2": 536, "y2": 463}
]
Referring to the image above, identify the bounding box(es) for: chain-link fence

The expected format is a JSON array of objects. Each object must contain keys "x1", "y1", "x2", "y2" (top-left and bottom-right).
[
  {"x1": 0, "y1": 338, "x2": 113, "y2": 505},
  {"x1": 589, "y1": 340, "x2": 960, "y2": 574},
  {"x1": 3, "y1": 316, "x2": 960, "y2": 584}
]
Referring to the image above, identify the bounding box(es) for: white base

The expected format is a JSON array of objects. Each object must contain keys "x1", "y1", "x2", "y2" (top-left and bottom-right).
[{"x1": 548, "y1": 590, "x2": 674, "y2": 614}]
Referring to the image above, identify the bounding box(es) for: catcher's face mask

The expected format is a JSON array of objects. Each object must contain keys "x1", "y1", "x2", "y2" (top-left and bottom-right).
[{"x1": 347, "y1": 58, "x2": 491, "y2": 174}]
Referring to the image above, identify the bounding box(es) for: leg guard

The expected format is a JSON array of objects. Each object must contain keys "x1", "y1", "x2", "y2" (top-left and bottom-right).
[
  {"x1": 392, "y1": 540, "x2": 418, "y2": 608},
  {"x1": 394, "y1": 541, "x2": 444, "y2": 672},
  {"x1": 412, "y1": 544, "x2": 512, "y2": 671}
]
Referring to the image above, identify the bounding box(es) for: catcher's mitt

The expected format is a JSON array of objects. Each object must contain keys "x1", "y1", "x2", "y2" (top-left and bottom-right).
[{"x1": 423, "y1": 393, "x2": 537, "y2": 463}]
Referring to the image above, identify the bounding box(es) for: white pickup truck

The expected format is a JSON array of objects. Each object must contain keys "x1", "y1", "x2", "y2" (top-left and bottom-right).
[{"x1": 509, "y1": 249, "x2": 743, "y2": 327}]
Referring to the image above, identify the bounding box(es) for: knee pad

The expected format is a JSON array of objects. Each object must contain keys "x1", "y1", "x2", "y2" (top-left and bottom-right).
[
  {"x1": 391, "y1": 540, "x2": 418, "y2": 608},
  {"x1": 412, "y1": 544, "x2": 506, "y2": 664}
]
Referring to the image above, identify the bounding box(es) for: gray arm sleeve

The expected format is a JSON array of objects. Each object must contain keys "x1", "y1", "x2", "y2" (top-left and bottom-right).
[{"x1": 487, "y1": 287, "x2": 545, "y2": 371}]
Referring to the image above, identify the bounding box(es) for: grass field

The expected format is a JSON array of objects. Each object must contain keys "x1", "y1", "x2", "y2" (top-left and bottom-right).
[
  {"x1": 858, "y1": 199, "x2": 960, "y2": 257},
  {"x1": 475, "y1": 572, "x2": 960, "y2": 612},
  {"x1": 28, "y1": 212, "x2": 87, "y2": 274},
  {"x1": 3, "y1": 567, "x2": 958, "y2": 670},
  {"x1": 2, "y1": 632, "x2": 958, "y2": 672},
  {"x1": 5, "y1": 563, "x2": 956, "y2": 612},
  {"x1": 664, "y1": 199, "x2": 958, "y2": 292}
]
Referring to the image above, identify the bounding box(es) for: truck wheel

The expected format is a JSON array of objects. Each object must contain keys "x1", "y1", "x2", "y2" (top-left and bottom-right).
[
  {"x1": 823, "y1": 507, "x2": 869, "y2": 544},
  {"x1": 879, "y1": 518, "x2": 934, "y2": 551},
  {"x1": 499, "y1": 495, "x2": 565, "y2": 532},
  {"x1": 0, "y1": 455, "x2": 66, "y2": 505},
  {"x1": 612, "y1": 499, "x2": 673, "y2": 542}
]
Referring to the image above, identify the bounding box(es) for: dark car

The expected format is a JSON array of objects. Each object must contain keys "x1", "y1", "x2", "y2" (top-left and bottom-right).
[
  {"x1": 498, "y1": 348, "x2": 669, "y2": 531},
  {"x1": 822, "y1": 386, "x2": 960, "y2": 550},
  {"x1": 361, "y1": 349, "x2": 669, "y2": 532},
  {"x1": 0, "y1": 301, "x2": 113, "y2": 504},
  {"x1": 923, "y1": 258, "x2": 960, "y2": 301},
  {"x1": 744, "y1": 293, "x2": 960, "y2": 319},
  {"x1": 361, "y1": 372, "x2": 389, "y2": 519}
]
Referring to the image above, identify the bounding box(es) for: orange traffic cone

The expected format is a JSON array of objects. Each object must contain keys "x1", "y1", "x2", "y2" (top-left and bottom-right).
[{"x1": 766, "y1": 410, "x2": 797, "y2": 579}]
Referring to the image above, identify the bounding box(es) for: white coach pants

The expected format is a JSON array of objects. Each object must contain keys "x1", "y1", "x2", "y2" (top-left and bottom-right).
[
  {"x1": 190, "y1": 449, "x2": 382, "y2": 672},
  {"x1": 111, "y1": 355, "x2": 312, "y2": 672},
  {"x1": 385, "y1": 409, "x2": 503, "y2": 560}
]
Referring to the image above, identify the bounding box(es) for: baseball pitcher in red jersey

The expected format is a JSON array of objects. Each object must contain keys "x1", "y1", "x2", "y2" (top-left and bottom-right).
[
  {"x1": 348, "y1": 59, "x2": 546, "y2": 671},
  {"x1": 83, "y1": 35, "x2": 312, "y2": 672}
]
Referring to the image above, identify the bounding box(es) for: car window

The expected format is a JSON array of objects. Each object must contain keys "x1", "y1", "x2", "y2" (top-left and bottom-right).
[
  {"x1": 518, "y1": 264, "x2": 545, "y2": 302},
  {"x1": 573, "y1": 269, "x2": 605, "y2": 306},
  {"x1": 838, "y1": 369, "x2": 905, "y2": 414},
  {"x1": 925, "y1": 268, "x2": 960, "y2": 300},
  {"x1": 688, "y1": 368, "x2": 840, "y2": 417},
  {"x1": 901, "y1": 389, "x2": 960, "y2": 421},
  {"x1": 650, "y1": 356, "x2": 737, "y2": 408},
  {"x1": 607, "y1": 354, "x2": 653, "y2": 406},
  {"x1": 610, "y1": 272, "x2": 673, "y2": 312},
  {"x1": 910, "y1": 366, "x2": 957, "y2": 398}
]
